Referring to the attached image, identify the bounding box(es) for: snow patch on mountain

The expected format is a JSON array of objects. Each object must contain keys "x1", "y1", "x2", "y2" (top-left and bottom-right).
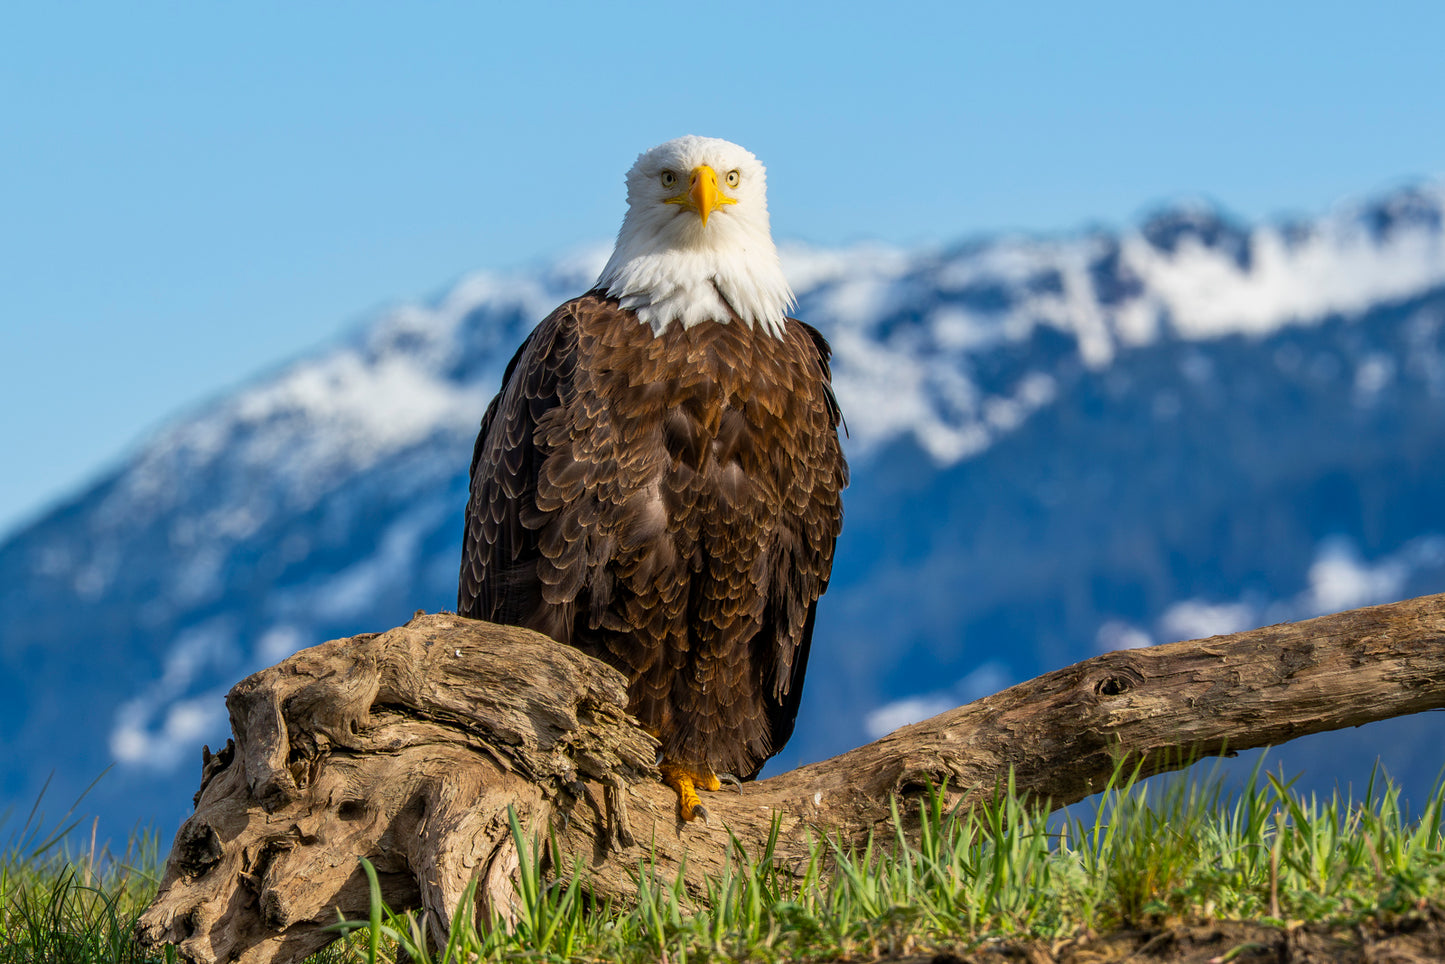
[
  {"x1": 869, "y1": 532, "x2": 1445, "y2": 739},
  {"x1": 310, "y1": 499, "x2": 453, "y2": 622},
  {"x1": 863, "y1": 661, "x2": 1014, "y2": 739},
  {"x1": 781, "y1": 184, "x2": 1445, "y2": 464},
  {"x1": 1094, "y1": 621, "x2": 1154, "y2": 654},
  {"x1": 90, "y1": 258, "x2": 614, "y2": 548},
  {"x1": 1132, "y1": 190, "x2": 1445, "y2": 339},
  {"x1": 1100, "y1": 534, "x2": 1445, "y2": 651},
  {"x1": 1158, "y1": 600, "x2": 1259, "y2": 642},
  {"x1": 233, "y1": 355, "x2": 478, "y2": 460},
  {"x1": 109, "y1": 618, "x2": 240, "y2": 769}
]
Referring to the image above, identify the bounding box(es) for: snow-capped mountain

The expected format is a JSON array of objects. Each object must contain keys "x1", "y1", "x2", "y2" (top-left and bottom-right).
[{"x1": 4, "y1": 184, "x2": 1445, "y2": 842}]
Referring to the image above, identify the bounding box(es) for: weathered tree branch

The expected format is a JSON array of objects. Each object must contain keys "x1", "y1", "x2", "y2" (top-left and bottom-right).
[{"x1": 137, "y1": 593, "x2": 1445, "y2": 964}]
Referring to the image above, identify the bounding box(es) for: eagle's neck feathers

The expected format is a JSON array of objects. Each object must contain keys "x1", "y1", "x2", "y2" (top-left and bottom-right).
[{"x1": 597, "y1": 239, "x2": 792, "y2": 340}]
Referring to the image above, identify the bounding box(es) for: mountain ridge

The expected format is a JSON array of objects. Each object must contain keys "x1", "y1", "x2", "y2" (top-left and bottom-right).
[{"x1": 4, "y1": 180, "x2": 1444, "y2": 840}]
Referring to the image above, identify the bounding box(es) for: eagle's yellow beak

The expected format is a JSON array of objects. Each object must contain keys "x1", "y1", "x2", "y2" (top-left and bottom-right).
[{"x1": 665, "y1": 165, "x2": 737, "y2": 226}]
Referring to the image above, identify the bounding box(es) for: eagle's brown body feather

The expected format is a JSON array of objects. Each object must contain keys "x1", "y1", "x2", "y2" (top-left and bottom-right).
[{"x1": 458, "y1": 292, "x2": 846, "y2": 780}]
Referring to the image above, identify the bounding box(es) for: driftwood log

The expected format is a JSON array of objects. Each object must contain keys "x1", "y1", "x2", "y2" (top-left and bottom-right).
[{"x1": 136, "y1": 593, "x2": 1445, "y2": 964}]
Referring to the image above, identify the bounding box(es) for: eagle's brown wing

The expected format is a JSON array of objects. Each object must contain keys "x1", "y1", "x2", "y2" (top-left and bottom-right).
[
  {"x1": 459, "y1": 295, "x2": 847, "y2": 781},
  {"x1": 754, "y1": 318, "x2": 847, "y2": 773},
  {"x1": 457, "y1": 298, "x2": 585, "y2": 644}
]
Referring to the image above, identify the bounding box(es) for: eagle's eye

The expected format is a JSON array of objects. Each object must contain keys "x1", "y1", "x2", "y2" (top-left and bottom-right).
[
  {"x1": 660, "y1": 170, "x2": 678, "y2": 189},
  {"x1": 725, "y1": 170, "x2": 741, "y2": 187}
]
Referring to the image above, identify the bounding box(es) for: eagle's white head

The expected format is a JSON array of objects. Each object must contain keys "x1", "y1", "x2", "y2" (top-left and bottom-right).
[{"x1": 596, "y1": 135, "x2": 793, "y2": 339}]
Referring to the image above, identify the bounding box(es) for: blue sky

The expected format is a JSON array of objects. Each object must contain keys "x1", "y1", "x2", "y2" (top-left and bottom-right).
[{"x1": 3, "y1": 2, "x2": 1443, "y2": 537}]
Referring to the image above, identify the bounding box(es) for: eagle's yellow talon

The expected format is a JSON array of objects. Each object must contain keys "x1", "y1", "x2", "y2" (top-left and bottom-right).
[{"x1": 661, "y1": 762, "x2": 720, "y2": 822}]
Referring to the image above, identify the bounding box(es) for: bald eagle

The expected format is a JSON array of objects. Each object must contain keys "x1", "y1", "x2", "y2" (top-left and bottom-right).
[{"x1": 458, "y1": 136, "x2": 847, "y2": 822}]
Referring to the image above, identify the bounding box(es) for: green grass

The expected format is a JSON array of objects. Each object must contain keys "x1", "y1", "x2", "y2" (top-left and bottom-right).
[
  {"x1": 329, "y1": 764, "x2": 1445, "y2": 963},
  {"x1": 5, "y1": 764, "x2": 1445, "y2": 963},
  {"x1": 0, "y1": 787, "x2": 164, "y2": 964}
]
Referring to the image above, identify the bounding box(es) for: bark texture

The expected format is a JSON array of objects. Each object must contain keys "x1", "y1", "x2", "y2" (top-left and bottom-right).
[{"x1": 137, "y1": 595, "x2": 1445, "y2": 964}]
